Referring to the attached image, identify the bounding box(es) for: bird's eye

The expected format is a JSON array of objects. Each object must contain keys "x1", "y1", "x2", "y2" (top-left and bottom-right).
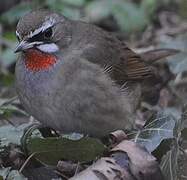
[{"x1": 44, "y1": 27, "x2": 53, "y2": 39}]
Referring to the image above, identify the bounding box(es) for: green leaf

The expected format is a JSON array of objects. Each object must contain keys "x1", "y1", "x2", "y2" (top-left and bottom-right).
[
  {"x1": 128, "y1": 114, "x2": 175, "y2": 152},
  {"x1": 0, "y1": 97, "x2": 27, "y2": 117},
  {"x1": 0, "y1": 167, "x2": 10, "y2": 179},
  {"x1": 112, "y1": 1, "x2": 149, "y2": 33},
  {"x1": 0, "y1": 73, "x2": 14, "y2": 86},
  {"x1": 45, "y1": 0, "x2": 65, "y2": 11},
  {"x1": 159, "y1": 104, "x2": 185, "y2": 180},
  {"x1": 3, "y1": 32, "x2": 17, "y2": 41},
  {"x1": 85, "y1": 0, "x2": 112, "y2": 22},
  {"x1": 0, "y1": 104, "x2": 28, "y2": 117},
  {"x1": 0, "y1": 2, "x2": 32, "y2": 24},
  {"x1": 85, "y1": 0, "x2": 149, "y2": 33},
  {"x1": 140, "y1": 0, "x2": 158, "y2": 17},
  {"x1": 45, "y1": 0, "x2": 81, "y2": 19},
  {"x1": 0, "y1": 167, "x2": 11, "y2": 179},
  {"x1": 157, "y1": 33, "x2": 187, "y2": 74},
  {"x1": 0, "y1": 98, "x2": 11, "y2": 107},
  {"x1": 0, "y1": 168, "x2": 26, "y2": 180},
  {"x1": 62, "y1": 7, "x2": 82, "y2": 20},
  {"x1": 62, "y1": 0, "x2": 86, "y2": 6},
  {"x1": 1, "y1": 48, "x2": 17, "y2": 67},
  {"x1": 27, "y1": 136, "x2": 106, "y2": 165},
  {"x1": 160, "y1": 144, "x2": 179, "y2": 180},
  {"x1": 0, "y1": 123, "x2": 32, "y2": 147},
  {"x1": 0, "y1": 104, "x2": 27, "y2": 118},
  {"x1": 179, "y1": 0, "x2": 187, "y2": 19},
  {"x1": 167, "y1": 53, "x2": 187, "y2": 74}
]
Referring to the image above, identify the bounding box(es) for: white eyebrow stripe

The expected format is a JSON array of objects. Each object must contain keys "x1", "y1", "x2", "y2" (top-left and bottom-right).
[{"x1": 28, "y1": 17, "x2": 57, "y2": 38}]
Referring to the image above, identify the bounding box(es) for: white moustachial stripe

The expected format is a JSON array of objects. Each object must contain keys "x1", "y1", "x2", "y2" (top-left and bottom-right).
[{"x1": 37, "y1": 43, "x2": 59, "y2": 53}]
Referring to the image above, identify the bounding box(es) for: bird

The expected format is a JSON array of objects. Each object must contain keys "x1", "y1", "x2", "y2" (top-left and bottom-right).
[{"x1": 14, "y1": 10, "x2": 172, "y2": 137}]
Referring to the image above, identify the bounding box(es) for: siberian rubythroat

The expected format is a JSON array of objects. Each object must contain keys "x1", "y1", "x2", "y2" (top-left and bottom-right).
[{"x1": 15, "y1": 10, "x2": 164, "y2": 137}]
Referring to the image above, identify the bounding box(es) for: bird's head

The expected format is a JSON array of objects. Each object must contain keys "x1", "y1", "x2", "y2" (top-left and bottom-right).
[{"x1": 15, "y1": 10, "x2": 72, "y2": 71}]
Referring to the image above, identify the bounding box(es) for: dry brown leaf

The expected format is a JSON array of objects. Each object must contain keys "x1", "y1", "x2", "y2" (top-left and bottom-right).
[
  {"x1": 109, "y1": 130, "x2": 127, "y2": 144},
  {"x1": 71, "y1": 140, "x2": 163, "y2": 180}
]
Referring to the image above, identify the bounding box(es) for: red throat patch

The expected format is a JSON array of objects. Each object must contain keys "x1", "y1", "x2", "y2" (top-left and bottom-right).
[{"x1": 24, "y1": 49, "x2": 57, "y2": 72}]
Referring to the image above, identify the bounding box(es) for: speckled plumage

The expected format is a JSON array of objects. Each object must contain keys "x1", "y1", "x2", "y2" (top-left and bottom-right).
[{"x1": 15, "y1": 10, "x2": 153, "y2": 137}]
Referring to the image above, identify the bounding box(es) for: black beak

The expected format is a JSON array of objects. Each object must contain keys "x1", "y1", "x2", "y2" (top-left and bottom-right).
[
  {"x1": 14, "y1": 40, "x2": 35, "y2": 53},
  {"x1": 15, "y1": 41, "x2": 27, "y2": 53}
]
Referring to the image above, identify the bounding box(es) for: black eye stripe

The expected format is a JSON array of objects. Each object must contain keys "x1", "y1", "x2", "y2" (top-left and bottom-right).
[
  {"x1": 28, "y1": 31, "x2": 43, "y2": 42},
  {"x1": 28, "y1": 27, "x2": 53, "y2": 43}
]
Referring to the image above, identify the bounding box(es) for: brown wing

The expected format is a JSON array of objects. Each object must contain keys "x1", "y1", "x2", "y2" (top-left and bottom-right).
[
  {"x1": 125, "y1": 52, "x2": 153, "y2": 80},
  {"x1": 125, "y1": 48, "x2": 179, "y2": 79},
  {"x1": 74, "y1": 23, "x2": 154, "y2": 83},
  {"x1": 111, "y1": 43, "x2": 154, "y2": 83}
]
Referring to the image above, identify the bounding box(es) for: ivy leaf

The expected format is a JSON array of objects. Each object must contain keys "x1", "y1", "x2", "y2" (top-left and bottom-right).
[
  {"x1": 0, "y1": 123, "x2": 32, "y2": 147},
  {"x1": 112, "y1": 1, "x2": 149, "y2": 33},
  {"x1": 27, "y1": 136, "x2": 106, "y2": 165},
  {"x1": 159, "y1": 104, "x2": 186, "y2": 180},
  {"x1": 0, "y1": 104, "x2": 27, "y2": 117},
  {"x1": 0, "y1": 167, "x2": 26, "y2": 180},
  {"x1": 128, "y1": 114, "x2": 175, "y2": 152},
  {"x1": 160, "y1": 143, "x2": 179, "y2": 180},
  {"x1": 0, "y1": 97, "x2": 27, "y2": 118}
]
